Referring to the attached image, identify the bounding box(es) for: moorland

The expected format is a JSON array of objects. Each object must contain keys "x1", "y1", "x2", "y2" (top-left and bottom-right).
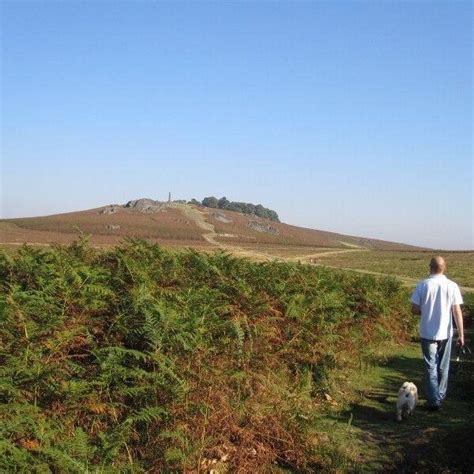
[{"x1": 1, "y1": 200, "x2": 472, "y2": 472}]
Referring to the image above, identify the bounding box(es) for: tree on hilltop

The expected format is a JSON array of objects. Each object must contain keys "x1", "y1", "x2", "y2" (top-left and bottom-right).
[
  {"x1": 200, "y1": 196, "x2": 280, "y2": 222},
  {"x1": 202, "y1": 196, "x2": 219, "y2": 208},
  {"x1": 218, "y1": 197, "x2": 230, "y2": 209}
]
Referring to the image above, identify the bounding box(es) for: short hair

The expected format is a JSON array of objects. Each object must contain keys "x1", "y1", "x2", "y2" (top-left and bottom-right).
[{"x1": 429, "y1": 256, "x2": 445, "y2": 273}]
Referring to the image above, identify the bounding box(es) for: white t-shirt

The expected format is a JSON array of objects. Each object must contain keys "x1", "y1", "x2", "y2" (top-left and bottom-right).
[{"x1": 410, "y1": 274, "x2": 463, "y2": 340}]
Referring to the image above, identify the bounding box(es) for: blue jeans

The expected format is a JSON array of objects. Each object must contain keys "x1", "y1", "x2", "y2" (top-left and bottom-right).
[{"x1": 421, "y1": 338, "x2": 452, "y2": 407}]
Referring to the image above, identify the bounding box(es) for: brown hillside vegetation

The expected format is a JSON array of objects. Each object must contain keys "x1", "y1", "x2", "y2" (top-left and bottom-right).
[
  {"x1": 0, "y1": 200, "x2": 422, "y2": 252},
  {"x1": 0, "y1": 205, "x2": 208, "y2": 248},
  {"x1": 208, "y1": 209, "x2": 420, "y2": 250}
]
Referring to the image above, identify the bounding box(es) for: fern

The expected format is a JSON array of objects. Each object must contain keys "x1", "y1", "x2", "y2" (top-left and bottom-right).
[
  {"x1": 123, "y1": 406, "x2": 168, "y2": 425},
  {"x1": 0, "y1": 239, "x2": 414, "y2": 472}
]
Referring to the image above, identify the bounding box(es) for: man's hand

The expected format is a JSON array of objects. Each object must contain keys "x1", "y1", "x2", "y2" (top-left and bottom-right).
[{"x1": 452, "y1": 304, "x2": 464, "y2": 347}]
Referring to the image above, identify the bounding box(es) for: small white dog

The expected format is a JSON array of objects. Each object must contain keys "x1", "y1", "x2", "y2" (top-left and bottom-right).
[{"x1": 396, "y1": 381, "x2": 418, "y2": 421}]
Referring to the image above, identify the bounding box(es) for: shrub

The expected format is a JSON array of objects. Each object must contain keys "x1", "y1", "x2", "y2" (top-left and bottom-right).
[{"x1": 0, "y1": 239, "x2": 414, "y2": 471}]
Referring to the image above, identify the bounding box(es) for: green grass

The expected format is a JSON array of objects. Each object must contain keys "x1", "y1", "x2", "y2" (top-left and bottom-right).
[
  {"x1": 327, "y1": 330, "x2": 474, "y2": 472},
  {"x1": 313, "y1": 250, "x2": 474, "y2": 288}
]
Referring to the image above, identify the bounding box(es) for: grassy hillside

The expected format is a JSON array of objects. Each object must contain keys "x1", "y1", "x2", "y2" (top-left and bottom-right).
[
  {"x1": 310, "y1": 250, "x2": 474, "y2": 288},
  {"x1": 0, "y1": 202, "x2": 423, "y2": 251},
  {"x1": 0, "y1": 239, "x2": 415, "y2": 472},
  {"x1": 205, "y1": 207, "x2": 422, "y2": 250}
]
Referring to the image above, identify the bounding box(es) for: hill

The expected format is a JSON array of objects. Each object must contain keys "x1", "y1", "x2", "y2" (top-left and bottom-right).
[{"x1": 0, "y1": 198, "x2": 423, "y2": 252}]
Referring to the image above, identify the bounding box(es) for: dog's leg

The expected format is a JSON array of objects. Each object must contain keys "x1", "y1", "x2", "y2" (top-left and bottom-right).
[{"x1": 396, "y1": 407, "x2": 402, "y2": 421}]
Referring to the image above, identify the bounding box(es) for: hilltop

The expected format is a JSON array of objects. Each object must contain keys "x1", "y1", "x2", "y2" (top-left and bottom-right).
[
  {"x1": 0, "y1": 198, "x2": 422, "y2": 252},
  {"x1": 197, "y1": 196, "x2": 280, "y2": 222}
]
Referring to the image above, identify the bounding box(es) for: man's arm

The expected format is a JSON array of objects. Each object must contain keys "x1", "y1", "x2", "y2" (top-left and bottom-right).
[
  {"x1": 452, "y1": 304, "x2": 464, "y2": 346},
  {"x1": 410, "y1": 284, "x2": 421, "y2": 315}
]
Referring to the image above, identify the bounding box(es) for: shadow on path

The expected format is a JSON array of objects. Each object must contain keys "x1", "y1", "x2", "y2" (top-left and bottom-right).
[{"x1": 338, "y1": 333, "x2": 474, "y2": 472}]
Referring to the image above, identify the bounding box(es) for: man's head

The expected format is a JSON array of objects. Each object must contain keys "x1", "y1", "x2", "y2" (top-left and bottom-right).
[{"x1": 429, "y1": 256, "x2": 446, "y2": 275}]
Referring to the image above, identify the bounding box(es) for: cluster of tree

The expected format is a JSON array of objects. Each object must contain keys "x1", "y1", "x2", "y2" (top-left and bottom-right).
[{"x1": 191, "y1": 196, "x2": 280, "y2": 222}]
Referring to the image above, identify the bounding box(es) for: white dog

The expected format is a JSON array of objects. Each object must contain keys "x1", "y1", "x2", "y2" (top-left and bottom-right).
[{"x1": 396, "y1": 381, "x2": 418, "y2": 421}]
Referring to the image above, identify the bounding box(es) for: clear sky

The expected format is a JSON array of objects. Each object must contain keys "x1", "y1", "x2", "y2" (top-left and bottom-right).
[{"x1": 1, "y1": 1, "x2": 472, "y2": 249}]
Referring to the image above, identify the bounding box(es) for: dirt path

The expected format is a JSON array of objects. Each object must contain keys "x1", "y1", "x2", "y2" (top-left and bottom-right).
[
  {"x1": 179, "y1": 205, "x2": 222, "y2": 246},
  {"x1": 176, "y1": 208, "x2": 474, "y2": 293},
  {"x1": 178, "y1": 206, "x2": 376, "y2": 264},
  {"x1": 178, "y1": 205, "x2": 274, "y2": 261},
  {"x1": 288, "y1": 248, "x2": 367, "y2": 261},
  {"x1": 335, "y1": 330, "x2": 474, "y2": 472}
]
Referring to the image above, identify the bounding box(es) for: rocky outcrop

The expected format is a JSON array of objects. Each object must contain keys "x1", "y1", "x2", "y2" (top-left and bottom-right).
[
  {"x1": 248, "y1": 220, "x2": 279, "y2": 235},
  {"x1": 124, "y1": 199, "x2": 164, "y2": 213},
  {"x1": 98, "y1": 205, "x2": 120, "y2": 215},
  {"x1": 211, "y1": 211, "x2": 233, "y2": 224}
]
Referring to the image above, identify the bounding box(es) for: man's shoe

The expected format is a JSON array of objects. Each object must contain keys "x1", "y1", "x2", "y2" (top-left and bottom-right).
[{"x1": 425, "y1": 404, "x2": 441, "y2": 412}]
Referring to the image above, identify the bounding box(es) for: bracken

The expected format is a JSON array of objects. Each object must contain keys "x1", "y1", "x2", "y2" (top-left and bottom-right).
[{"x1": 0, "y1": 238, "x2": 416, "y2": 472}]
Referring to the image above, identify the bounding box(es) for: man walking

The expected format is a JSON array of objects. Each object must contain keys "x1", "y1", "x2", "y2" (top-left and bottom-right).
[{"x1": 410, "y1": 256, "x2": 464, "y2": 410}]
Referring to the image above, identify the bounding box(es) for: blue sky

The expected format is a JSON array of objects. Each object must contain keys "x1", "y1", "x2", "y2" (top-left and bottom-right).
[{"x1": 1, "y1": 1, "x2": 472, "y2": 249}]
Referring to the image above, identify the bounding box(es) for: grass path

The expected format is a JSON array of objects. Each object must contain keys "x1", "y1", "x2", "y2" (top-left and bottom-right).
[{"x1": 334, "y1": 332, "x2": 474, "y2": 472}]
